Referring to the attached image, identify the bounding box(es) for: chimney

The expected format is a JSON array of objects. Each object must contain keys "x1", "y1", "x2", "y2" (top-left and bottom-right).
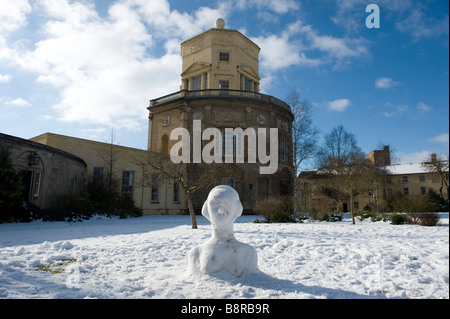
[{"x1": 431, "y1": 153, "x2": 437, "y2": 163}]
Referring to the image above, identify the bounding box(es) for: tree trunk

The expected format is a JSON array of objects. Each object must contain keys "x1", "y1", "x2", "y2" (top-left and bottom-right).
[
  {"x1": 186, "y1": 196, "x2": 198, "y2": 229},
  {"x1": 350, "y1": 193, "x2": 355, "y2": 225}
]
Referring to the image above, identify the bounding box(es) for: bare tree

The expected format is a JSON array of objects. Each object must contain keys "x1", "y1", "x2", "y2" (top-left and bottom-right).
[
  {"x1": 316, "y1": 124, "x2": 361, "y2": 174},
  {"x1": 138, "y1": 151, "x2": 234, "y2": 229},
  {"x1": 98, "y1": 128, "x2": 121, "y2": 194},
  {"x1": 286, "y1": 88, "x2": 319, "y2": 213},
  {"x1": 316, "y1": 125, "x2": 382, "y2": 224},
  {"x1": 287, "y1": 88, "x2": 320, "y2": 174},
  {"x1": 423, "y1": 153, "x2": 449, "y2": 198}
]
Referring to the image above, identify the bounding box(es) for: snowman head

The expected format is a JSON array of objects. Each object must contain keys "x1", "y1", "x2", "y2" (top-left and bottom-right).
[{"x1": 202, "y1": 185, "x2": 243, "y2": 230}]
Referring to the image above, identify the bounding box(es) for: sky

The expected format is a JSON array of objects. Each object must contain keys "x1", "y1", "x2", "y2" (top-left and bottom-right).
[{"x1": 0, "y1": 0, "x2": 448, "y2": 169}]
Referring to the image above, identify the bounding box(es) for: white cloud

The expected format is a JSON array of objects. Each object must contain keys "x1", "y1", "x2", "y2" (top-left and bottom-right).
[
  {"x1": 417, "y1": 101, "x2": 431, "y2": 112},
  {"x1": 396, "y1": 7, "x2": 449, "y2": 41},
  {"x1": 0, "y1": 74, "x2": 11, "y2": 83},
  {"x1": 5, "y1": 97, "x2": 32, "y2": 107},
  {"x1": 252, "y1": 19, "x2": 367, "y2": 76},
  {"x1": 232, "y1": 0, "x2": 299, "y2": 14},
  {"x1": 327, "y1": 99, "x2": 351, "y2": 112},
  {"x1": 397, "y1": 150, "x2": 431, "y2": 164},
  {"x1": 427, "y1": 133, "x2": 449, "y2": 144},
  {"x1": 375, "y1": 77, "x2": 399, "y2": 89},
  {"x1": 382, "y1": 105, "x2": 408, "y2": 117},
  {"x1": 5, "y1": 0, "x2": 188, "y2": 129},
  {"x1": 0, "y1": 0, "x2": 31, "y2": 33},
  {"x1": 1, "y1": 0, "x2": 236, "y2": 130},
  {"x1": 302, "y1": 25, "x2": 367, "y2": 60},
  {"x1": 252, "y1": 34, "x2": 320, "y2": 71}
]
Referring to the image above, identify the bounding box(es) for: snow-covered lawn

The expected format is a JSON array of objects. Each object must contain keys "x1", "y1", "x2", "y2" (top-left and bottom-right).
[{"x1": 0, "y1": 214, "x2": 448, "y2": 299}]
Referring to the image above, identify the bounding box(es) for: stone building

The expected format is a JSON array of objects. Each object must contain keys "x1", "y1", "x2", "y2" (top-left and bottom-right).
[
  {"x1": 147, "y1": 19, "x2": 294, "y2": 212},
  {"x1": 297, "y1": 146, "x2": 449, "y2": 213},
  {"x1": 30, "y1": 133, "x2": 184, "y2": 215},
  {"x1": 0, "y1": 132, "x2": 86, "y2": 210},
  {"x1": 2, "y1": 19, "x2": 293, "y2": 215}
]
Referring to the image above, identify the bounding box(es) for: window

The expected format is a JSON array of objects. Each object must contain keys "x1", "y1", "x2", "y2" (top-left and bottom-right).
[
  {"x1": 403, "y1": 188, "x2": 409, "y2": 196},
  {"x1": 192, "y1": 75, "x2": 201, "y2": 90},
  {"x1": 203, "y1": 73, "x2": 208, "y2": 89},
  {"x1": 71, "y1": 178, "x2": 77, "y2": 195},
  {"x1": 222, "y1": 177, "x2": 235, "y2": 188},
  {"x1": 421, "y1": 187, "x2": 427, "y2": 196},
  {"x1": 219, "y1": 52, "x2": 229, "y2": 61},
  {"x1": 386, "y1": 188, "x2": 393, "y2": 197},
  {"x1": 223, "y1": 130, "x2": 235, "y2": 157},
  {"x1": 93, "y1": 167, "x2": 104, "y2": 185},
  {"x1": 279, "y1": 138, "x2": 286, "y2": 162},
  {"x1": 219, "y1": 80, "x2": 229, "y2": 90},
  {"x1": 353, "y1": 202, "x2": 359, "y2": 211},
  {"x1": 121, "y1": 171, "x2": 134, "y2": 197},
  {"x1": 151, "y1": 174, "x2": 159, "y2": 202},
  {"x1": 402, "y1": 176, "x2": 408, "y2": 183},
  {"x1": 419, "y1": 175, "x2": 426, "y2": 182},
  {"x1": 173, "y1": 182, "x2": 180, "y2": 203},
  {"x1": 244, "y1": 78, "x2": 252, "y2": 91},
  {"x1": 33, "y1": 172, "x2": 41, "y2": 197}
]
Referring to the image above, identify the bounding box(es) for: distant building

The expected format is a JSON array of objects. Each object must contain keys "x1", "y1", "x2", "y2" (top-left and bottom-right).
[{"x1": 298, "y1": 146, "x2": 449, "y2": 213}]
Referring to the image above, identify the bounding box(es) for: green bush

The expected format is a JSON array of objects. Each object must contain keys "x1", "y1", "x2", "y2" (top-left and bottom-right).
[
  {"x1": 253, "y1": 196, "x2": 295, "y2": 223},
  {"x1": 0, "y1": 146, "x2": 29, "y2": 223},
  {"x1": 390, "y1": 213, "x2": 410, "y2": 225},
  {"x1": 308, "y1": 209, "x2": 342, "y2": 222}
]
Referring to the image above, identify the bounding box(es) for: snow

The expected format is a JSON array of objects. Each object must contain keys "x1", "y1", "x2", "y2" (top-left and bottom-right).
[
  {"x1": 384, "y1": 163, "x2": 429, "y2": 175},
  {"x1": 187, "y1": 185, "x2": 258, "y2": 277},
  {"x1": 0, "y1": 213, "x2": 448, "y2": 299}
]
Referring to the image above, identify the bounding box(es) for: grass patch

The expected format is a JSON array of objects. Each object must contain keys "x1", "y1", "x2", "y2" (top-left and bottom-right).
[{"x1": 35, "y1": 259, "x2": 77, "y2": 274}]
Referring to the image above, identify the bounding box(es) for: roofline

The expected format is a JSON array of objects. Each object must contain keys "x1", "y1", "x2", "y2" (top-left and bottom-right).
[
  {"x1": 0, "y1": 132, "x2": 87, "y2": 167},
  {"x1": 181, "y1": 28, "x2": 261, "y2": 51}
]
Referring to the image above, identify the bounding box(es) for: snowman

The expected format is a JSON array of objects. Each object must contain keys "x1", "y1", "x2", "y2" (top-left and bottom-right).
[{"x1": 187, "y1": 185, "x2": 258, "y2": 277}]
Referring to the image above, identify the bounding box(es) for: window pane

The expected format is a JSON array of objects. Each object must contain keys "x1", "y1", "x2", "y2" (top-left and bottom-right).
[
  {"x1": 34, "y1": 172, "x2": 41, "y2": 197},
  {"x1": 93, "y1": 167, "x2": 104, "y2": 185},
  {"x1": 279, "y1": 138, "x2": 286, "y2": 162},
  {"x1": 219, "y1": 80, "x2": 229, "y2": 89},
  {"x1": 244, "y1": 78, "x2": 251, "y2": 91},
  {"x1": 192, "y1": 76, "x2": 201, "y2": 90},
  {"x1": 173, "y1": 182, "x2": 180, "y2": 203},
  {"x1": 219, "y1": 52, "x2": 229, "y2": 61},
  {"x1": 222, "y1": 177, "x2": 235, "y2": 188},
  {"x1": 151, "y1": 174, "x2": 159, "y2": 202},
  {"x1": 121, "y1": 171, "x2": 134, "y2": 196}
]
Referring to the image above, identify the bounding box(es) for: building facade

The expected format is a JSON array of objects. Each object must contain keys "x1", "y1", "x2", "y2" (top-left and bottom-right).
[
  {"x1": 1, "y1": 133, "x2": 86, "y2": 210},
  {"x1": 30, "y1": 133, "x2": 184, "y2": 215},
  {"x1": 147, "y1": 19, "x2": 294, "y2": 212},
  {"x1": 2, "y1": 19, "x2": 293, "y2": 215},
  {"x1": 298, "y1": 146, "x2": 449, "y2": 213}
]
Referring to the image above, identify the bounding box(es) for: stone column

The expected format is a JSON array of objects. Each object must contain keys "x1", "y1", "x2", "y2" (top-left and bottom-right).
[{"x1": 147, "y1": 113, "x2": 153, "y2": 151}]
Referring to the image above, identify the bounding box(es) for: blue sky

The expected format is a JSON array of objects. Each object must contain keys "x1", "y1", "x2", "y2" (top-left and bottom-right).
[{"x1": 0, "y1": 0, "x2": 448, "y2": 168}]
